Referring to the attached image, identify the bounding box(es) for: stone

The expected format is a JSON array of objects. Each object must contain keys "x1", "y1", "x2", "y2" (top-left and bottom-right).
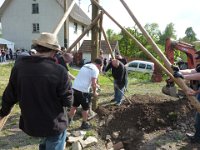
[
  {"x1": 72, "y1": 141, "x2": 82, "y2": 150},
  {"x1": 79, "y1": 136, "x2": 98, "y2": 148}
]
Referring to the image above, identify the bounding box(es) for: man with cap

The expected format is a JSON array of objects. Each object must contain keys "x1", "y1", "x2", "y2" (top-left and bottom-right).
[
  {"x1": 68, "y1": 58, "x2": 102, "y2": 129},
  {"x1": 105, "y1": 59, "x2": 128, "y2": 106},
  {"x1": 172, "y1": 50, "x2": 200, "y2": 143},
  {"x1": 0, "y1": 32, "x2": 72, "y2": 150}
]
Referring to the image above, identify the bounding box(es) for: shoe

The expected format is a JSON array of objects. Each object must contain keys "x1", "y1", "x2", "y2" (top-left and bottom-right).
[
  {"x1": 110, "y1": 99, "x2": 115, "y2": 102},
  {"x1": 81, "y1": 122, "x2": 91, "y2": 130},
  {"x1": 68, "y1": 118, "x2": 73, "y2": 125},
  {"x1": 186, "y1": 133, "x2": 200, "y2": 143},
  {"x1": 115, "y1": 102, "x2": 121, "y2": 106}
]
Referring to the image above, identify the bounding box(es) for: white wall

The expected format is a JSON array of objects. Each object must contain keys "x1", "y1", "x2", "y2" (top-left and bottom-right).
[
  {"x1": 1, "y1": 0, "x2": 91, "y2": 51},
  {"x1": 68, "y1": 21, "x2": 91, "y2": 52}
]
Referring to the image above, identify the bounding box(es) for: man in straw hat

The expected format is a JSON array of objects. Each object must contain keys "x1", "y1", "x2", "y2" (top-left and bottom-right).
[{"x1": 0, "y1": 32, "x2": 72, "y2": 149}]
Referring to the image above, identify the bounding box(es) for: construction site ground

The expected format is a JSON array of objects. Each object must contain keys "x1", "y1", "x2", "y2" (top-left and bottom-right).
[{"x1": 0, "y1": 80, "x2": 200, "y2": 150}]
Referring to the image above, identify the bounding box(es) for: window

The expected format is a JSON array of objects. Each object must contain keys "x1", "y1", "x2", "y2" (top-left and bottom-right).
[
  {"x1": 32, "y1": 23, "x2": 40, "y2": 33},
  {"x1": 139, "y1": 63, "x2": 146, "y2": 69},
  {"x1": 32, "y1": 3, "x2": 39, "y2": 14},
  {"x1": 129, "y1": 62, "x2": 138, "y2": 68},
  {"x1": 82, "y1": 25, "x2": 85, "y2": 33},
  {"x1": 74, "y1": 22, "x2": 78, "y2": 33},
  {"x1": 146, "y1": 64, "x2": 152, "y2": 70}
]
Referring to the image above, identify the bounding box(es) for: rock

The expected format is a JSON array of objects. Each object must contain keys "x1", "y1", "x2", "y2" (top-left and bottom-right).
[
  {"x1": 67, "y1": 136, "x2": 84, "y2": 143},
  {"x1": 113, "y1": 141, "x2": 124, "y2": 150},
  {"x1": 112, "y1": 131, "x2": 120, "y2": 139},
  {"x1": 71, "y1": 130, "x2": 86, "y2": 137},
  {"x1": 106, "y1": 135, "x2": 112, "y2": 141},
  {"x1": 106, "y1": 115, "x2": 114, "y2": 126},
  {"x1": 106, "y1": 140, "x2": 114, "y2": 149},
  {"x1": 72, "y1": 141, "x2": 82, "y2": 150},
  {"x1": 79, "y1": 136, "x2": 98, "y2": 148},
  {"x1": 99, "y1": 120, "x2": 106, "y2": 126}
]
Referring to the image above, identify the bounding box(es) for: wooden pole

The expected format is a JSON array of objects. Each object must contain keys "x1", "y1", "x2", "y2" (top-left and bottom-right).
[
  {"x1": 64, "y1": 0, "x2": 68, "y2": 47},
  {"x1": 66, "y1": 13, "x2": 102, "y2": 52},
  {"x1": 91, "y1": 0, "x2": 100, "y2": 62},
  {"x1": 120, "y1": 0, "x2": 200, "y2": 112},
  {"x1": 53, "y1": 0, "x2": 76, "y2": 35}
]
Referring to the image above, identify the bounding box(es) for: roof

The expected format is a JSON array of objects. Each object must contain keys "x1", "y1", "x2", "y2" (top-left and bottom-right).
[
  {"x1": 78, "y1": 40, "x2": 119, "y2": 54},
  {"x1": 0, "y1": 0, "x2": 91, "y2": 26},
  {"x1": 56, "y1": 0, "x2": 91, "y2": 25},
  {"x1": 0, "y1": 38, "x2": 14, "y2": 44}
]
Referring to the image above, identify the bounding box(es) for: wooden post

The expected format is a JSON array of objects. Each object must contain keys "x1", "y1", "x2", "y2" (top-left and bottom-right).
[
  {"x1": 91, "y1": 0, "x2": 100, "y2": 62},
  {"x1": 120, "y1": 0, "x2": 200, "y2": 112},
  {"x1": 64, "y1": 0, "x2": 68, "y2": 47}
]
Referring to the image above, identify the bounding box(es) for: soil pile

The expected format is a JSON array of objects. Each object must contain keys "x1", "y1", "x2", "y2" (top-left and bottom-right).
[{"x1": 96, "y1": 93, "x2": 195, "y2": 150}]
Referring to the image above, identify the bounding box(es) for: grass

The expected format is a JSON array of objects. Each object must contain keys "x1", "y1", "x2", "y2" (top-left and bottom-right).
[{"x1": 0, "y1": 63, "x2": 166, "y2": 149}]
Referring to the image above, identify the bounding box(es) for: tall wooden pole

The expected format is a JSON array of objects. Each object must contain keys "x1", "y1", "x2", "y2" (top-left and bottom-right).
[
  {"x1": 64, "y1": 0, "x2": 68, "y2": 48},
  {"x1": 91, "y1": 0, "x2": 99, "y2": 61}
]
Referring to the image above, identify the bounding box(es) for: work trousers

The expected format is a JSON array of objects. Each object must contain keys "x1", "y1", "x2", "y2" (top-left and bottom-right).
[
  {"x1": 114, "y1": 80, "x2": 125, "y2": 104},
  {"x1": 39, "y1": 130, "x2": 67, "y2": 150}
]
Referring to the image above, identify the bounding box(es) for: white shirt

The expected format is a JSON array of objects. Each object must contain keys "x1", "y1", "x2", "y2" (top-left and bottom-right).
[{"x1": 73, "y1": 63, "x2": 99, "y2": 93}]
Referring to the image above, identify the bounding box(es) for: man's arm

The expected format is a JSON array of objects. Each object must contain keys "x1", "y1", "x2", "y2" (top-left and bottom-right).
[
  {"x1": 68, "y1": 72, "x2": 75, "y2": 80},
  {"x1": 104, "y1": 61, "x2": 111, "y2": 72},
  {"x1": 180, "y1": 68, "x2": 197, "y2": 75},
  {"x1": 183, "y1": 73, "x2": 200, "y2": 81},
  {"x1": 91, "y1": 77, "x2": 98, "y2": 97}
]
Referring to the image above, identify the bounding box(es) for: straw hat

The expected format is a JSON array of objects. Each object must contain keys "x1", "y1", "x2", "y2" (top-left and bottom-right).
[{"x1": 32, "y1": 32, "x2": 61, "y2": 51}]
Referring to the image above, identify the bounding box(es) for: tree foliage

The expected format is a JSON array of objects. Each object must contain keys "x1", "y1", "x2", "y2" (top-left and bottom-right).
[
  {"x1": 105, "y1": 22, "x2": 198, "y2": 61},
  {"x1": 158, "y1": 23, "x2": 176, "y2": 45},
  {"x1": 181, "y1": 27, "x2": 197, "y2": 43}
]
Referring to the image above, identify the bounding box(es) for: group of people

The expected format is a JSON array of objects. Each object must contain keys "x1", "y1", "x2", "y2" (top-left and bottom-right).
[{"x1": 0, "y1": 48, "x2": 13, "y2": 62}]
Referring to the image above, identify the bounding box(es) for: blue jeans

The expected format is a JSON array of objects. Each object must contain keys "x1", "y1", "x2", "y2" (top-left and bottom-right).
[
  {"x1": 39, "y1": 130, "x2": 67, "y2": 150},
  {"x1": 114, "y1": 81, "x2": 125, "y2": 104},
  {"x1": 194, "y1": 93, "x2": 200, "y2": 138}
]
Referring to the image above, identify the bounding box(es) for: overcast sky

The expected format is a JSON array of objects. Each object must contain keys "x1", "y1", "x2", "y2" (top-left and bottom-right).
[
  {"x1": 78, "y1": 0, "x2": 200, "y2": 39},
  {"x1": 0, "y1": 0, "x2": 199, "y2": 39}
]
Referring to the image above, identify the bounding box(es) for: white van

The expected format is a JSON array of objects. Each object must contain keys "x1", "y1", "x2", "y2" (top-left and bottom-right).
[{"x1": 125, "y1": 60, "x2": 154, "y2": 75}]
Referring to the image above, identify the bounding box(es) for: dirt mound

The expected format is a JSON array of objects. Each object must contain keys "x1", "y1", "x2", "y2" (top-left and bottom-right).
[{"x1": 96, "y1": 94, "x2": 195, "y2": 150}]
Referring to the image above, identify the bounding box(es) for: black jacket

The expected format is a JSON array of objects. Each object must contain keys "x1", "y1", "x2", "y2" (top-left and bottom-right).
[
  {"x1": 105, "y1": 61, "x2": 127, "y2": 89},
  {"x1": 0, "y1": 56, "x2": 71, "y2": 137}
]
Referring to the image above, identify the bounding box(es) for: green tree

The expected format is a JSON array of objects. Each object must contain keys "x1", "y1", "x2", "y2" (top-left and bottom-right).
[
  {"x1": 144, "y1": 23, "x2": 161, "y2": 42},
  {"x1": 159, "y1": 23, "x2": 177, "y2": 45},
  {"x1": 181, "y1": 27, "x2": 197, "y2": 43},
  {"x1": 106, "y1": 29, "x2": 121, "y2": 42}
]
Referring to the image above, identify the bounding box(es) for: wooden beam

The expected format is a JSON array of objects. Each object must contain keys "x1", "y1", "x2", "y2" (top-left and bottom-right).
[
  {"x1": 66, "y1": 12, "x2": 102, "y2": 52},
  {"x1": 53, "y1": 0, "x2": 76, "y2": 35}
]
